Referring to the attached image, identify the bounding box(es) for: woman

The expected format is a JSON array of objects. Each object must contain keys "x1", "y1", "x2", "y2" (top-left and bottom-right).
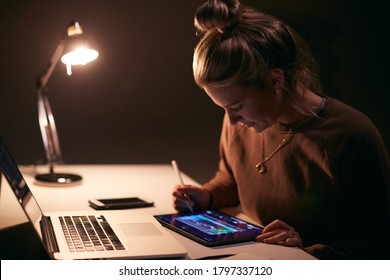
[{"x1": 172, "y1": 0, "x2": 390, "y2": 259}]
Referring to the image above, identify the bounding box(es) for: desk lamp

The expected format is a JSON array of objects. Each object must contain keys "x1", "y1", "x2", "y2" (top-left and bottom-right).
[{"x1": 35, "y1": 21, "x2": 98, "y2": 185}]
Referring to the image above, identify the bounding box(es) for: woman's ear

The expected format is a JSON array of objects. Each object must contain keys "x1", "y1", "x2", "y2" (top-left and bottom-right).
[{"x1": 269, "y1": 68, "x2": 285, "y2": 87}]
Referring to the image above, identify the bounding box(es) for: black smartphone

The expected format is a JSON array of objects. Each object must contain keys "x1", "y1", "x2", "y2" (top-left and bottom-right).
[{"x1": 88, "y1": 197, "x2": 154, "y2": 210}]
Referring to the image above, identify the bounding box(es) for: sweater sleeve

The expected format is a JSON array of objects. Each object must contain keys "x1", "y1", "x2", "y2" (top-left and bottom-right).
[
  {"x1": 203, "y1": 115, "x2": 240, "y2": 209},
  {"x1": 339, "y1": 125, "x2": 390, "y2": 259},
  {"x1": 308, "y1": 111, "x2": 390, "y2": 259}
]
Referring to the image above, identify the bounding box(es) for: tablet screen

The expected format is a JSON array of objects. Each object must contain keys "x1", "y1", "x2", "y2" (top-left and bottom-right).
[{"x1": 154, "y1": 210, "x2": 263, "y2": 247}]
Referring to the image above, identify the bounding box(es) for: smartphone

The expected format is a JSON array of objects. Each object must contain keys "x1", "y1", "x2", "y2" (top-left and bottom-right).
[{"x1": 88, "y1": 197, "x2": 154, "y2": 210}]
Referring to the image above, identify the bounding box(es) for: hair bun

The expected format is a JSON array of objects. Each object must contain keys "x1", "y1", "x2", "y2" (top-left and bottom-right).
[{"x1": 195, "y1": 0, "x2": 241, "y2": 34}]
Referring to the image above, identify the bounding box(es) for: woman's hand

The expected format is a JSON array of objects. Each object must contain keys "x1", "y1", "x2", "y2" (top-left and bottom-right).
[
  {"x1": 255, "y1": 219, "x2": 303, "y2": 248},
  {"x1": 172, "y1": 184, "x2": 211, "y2": 212}
]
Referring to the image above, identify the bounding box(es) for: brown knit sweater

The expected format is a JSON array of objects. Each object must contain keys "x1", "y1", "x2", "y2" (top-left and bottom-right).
[{"x1": 203, "y1": 97, "x2": 390, "y2": 259}]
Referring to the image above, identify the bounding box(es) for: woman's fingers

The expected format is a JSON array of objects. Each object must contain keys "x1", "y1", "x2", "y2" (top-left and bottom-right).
[
  {"x1": 256, "y1": 220, "x2": 302, "y2": 248},
  {"x1": 256, "y1": 230, "x2": 302, "y2": 247},
  {"x1": 172, "y1": 184, "x2": 211, "y2": 212},
  {"x1": 262, "y1": 219, "x2": 294, "y2": 233}
]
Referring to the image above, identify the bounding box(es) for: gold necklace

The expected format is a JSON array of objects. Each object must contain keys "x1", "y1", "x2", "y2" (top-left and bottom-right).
[{"x1": 256, "y1": 128, "x2": 293, "y2": 174}]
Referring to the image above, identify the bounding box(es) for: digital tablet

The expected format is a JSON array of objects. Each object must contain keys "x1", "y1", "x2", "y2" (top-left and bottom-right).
[{"x1": 154, "y1": 210, "x2": 263, "y2": 247}]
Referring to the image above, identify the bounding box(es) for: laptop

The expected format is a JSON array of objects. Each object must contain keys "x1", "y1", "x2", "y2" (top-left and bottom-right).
[{"x1": 0, "y1": 137, "x2": 187, "y2": 260}]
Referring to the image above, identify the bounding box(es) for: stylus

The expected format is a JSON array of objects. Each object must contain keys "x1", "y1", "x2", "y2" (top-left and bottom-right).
[{"x1": 171, "y1": 160, "x2": 194, "y2": 212}]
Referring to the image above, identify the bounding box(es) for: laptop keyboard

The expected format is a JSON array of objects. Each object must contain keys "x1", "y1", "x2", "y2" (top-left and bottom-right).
[{"x1": 59, "y1": 215, "x2": 125, "y2": 252}]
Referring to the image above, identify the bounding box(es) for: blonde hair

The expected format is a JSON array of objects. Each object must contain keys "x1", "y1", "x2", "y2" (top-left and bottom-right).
[{"x1": 193, "y1": 0, "x2": 322, "y2": 115}]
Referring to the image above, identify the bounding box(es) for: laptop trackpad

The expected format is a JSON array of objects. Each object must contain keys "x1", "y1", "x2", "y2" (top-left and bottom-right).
[{"x1": 120, "y1": 223, "x2": 163, "y2": 237}]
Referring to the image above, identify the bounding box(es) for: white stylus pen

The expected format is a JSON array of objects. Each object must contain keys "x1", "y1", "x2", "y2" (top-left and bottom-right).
[{"x1": 171, "y1": 160, "x2": 193, "y2": 212}]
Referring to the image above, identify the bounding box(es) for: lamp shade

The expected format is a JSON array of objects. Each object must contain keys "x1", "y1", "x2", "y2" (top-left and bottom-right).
[{"x1": 60, "y1": 21, "x2": 99, "y2": 75}]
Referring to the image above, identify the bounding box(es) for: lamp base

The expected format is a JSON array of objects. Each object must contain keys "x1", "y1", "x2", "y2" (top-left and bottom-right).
[{"x1": 35, "y1": 173, "x2": 82, "y2": 186}]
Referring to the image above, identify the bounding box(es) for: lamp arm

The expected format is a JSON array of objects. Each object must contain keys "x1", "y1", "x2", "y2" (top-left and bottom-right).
[
  {"x1": 35, "y1": 39, "x2": 66, "y2": 171},
  {"x1": 37, "y1": 39, "x2": 65, "y2": 89},
  {"x1": 37, "y1": 88, "x2": 63, "y2": 170}
]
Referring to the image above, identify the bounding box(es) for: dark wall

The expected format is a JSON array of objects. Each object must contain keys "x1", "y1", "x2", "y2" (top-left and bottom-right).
[{"x1": 1, "y1": 0, "x2": 388, "y2": 184}]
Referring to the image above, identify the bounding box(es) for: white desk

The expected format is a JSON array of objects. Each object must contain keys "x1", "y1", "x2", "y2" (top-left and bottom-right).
[{"x1": 0, "y1": 164, "x2": 315, "y2": 260}]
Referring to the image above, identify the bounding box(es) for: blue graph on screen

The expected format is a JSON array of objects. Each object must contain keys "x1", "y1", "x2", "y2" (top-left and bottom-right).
[{"x1": 177, "y1": 214, "x2": 239, "y2": 235}]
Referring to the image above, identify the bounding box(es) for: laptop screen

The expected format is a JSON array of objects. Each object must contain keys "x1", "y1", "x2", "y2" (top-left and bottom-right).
[{"x1": 0, "y1": 138, "x2": 44, "y2": 238}]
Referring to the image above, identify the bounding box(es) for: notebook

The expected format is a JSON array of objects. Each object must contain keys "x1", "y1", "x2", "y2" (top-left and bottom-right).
[{"x1": 0, "y1": 137, "x2": 187, "y2": 260}]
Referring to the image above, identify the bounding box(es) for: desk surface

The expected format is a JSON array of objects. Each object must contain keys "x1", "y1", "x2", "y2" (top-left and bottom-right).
[{"x1": 0, "y1": 164, "x2": 315, "y2": 260}]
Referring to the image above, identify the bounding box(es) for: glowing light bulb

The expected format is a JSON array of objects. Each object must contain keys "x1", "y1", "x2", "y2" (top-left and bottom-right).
[{"x1": 61, "y1": 48, "x2": 99, "y2": 66}]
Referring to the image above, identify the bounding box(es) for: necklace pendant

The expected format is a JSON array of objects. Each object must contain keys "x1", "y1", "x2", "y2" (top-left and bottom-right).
[{"x1": 256, "y1": 162, "x2": 267, "y2": 174}]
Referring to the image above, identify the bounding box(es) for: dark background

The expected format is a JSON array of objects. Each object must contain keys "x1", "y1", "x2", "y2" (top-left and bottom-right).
[{"x1": 0, "y1": 0, "x2": 388, "y2": 184}]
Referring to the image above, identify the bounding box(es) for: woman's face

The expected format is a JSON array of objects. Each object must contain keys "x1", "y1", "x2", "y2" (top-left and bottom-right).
[{"x1": 203, "y1": 82, "x2": 285, "y2": 132}]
